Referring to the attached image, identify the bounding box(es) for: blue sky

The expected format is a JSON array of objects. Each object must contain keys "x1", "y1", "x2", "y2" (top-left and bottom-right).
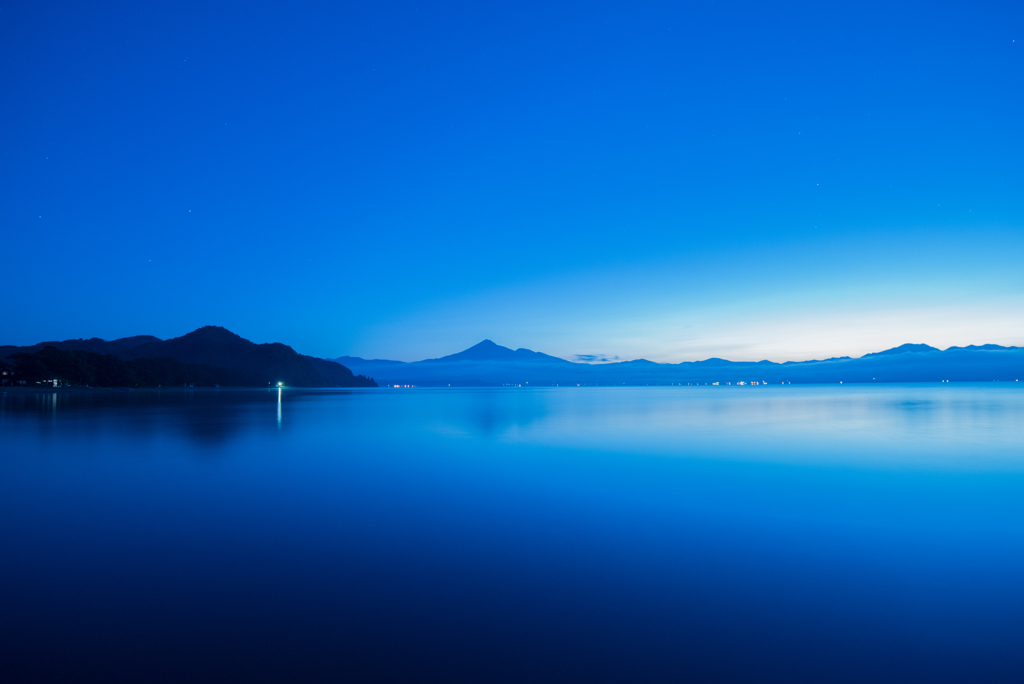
[{"x1": 2, "y1": 0, "x2": 1022, "y2": 362}]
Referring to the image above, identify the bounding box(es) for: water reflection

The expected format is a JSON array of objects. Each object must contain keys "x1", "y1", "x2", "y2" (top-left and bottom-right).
[
  {"x1": 2, "y1": 385, "x2": 1023, "y2": 468},
  {"x1": 0, "y1": 388, "x2": 291, "y2": 450},
  {"x1": 2, "y1": 385, "x2": 1024, "y2": 682},
  {"x1": 427, "y1": 388, "x2": 551, "y2": 437},
  {"x1": 412, "y1": 385, "x2": 1024, "y2": 470}
]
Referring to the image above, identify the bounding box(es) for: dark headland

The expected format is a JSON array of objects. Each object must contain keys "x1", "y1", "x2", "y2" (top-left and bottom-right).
[{"x1": 0, "y1": 326, "x2": 376, "y2": 389}]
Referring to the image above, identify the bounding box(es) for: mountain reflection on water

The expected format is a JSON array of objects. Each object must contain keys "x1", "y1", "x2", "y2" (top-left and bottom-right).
[{"x1": 2, "y1": 385, "x2": 1024, "y2": 682}]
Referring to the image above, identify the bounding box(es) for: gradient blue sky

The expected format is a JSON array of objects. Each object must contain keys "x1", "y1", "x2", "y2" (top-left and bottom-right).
[{"x1": 3, "y1": 1, "x2": 1022, "y2": 362}]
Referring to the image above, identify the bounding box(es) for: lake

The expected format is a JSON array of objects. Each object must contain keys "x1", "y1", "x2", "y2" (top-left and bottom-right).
[{"x1": 2, "y1": 384, "x2": 1023, "y2": 682}]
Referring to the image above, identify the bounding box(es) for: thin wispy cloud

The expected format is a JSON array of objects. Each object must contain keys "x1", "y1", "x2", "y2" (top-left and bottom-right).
[{"x1": 574, "y1": 354, "x2": 622, "y2": 364}]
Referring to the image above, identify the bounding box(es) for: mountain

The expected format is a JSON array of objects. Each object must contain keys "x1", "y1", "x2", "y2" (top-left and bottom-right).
[
  {"x1": 861, "y1": 343, "x2": 941, "y2": 358},
  {"x1": 946, "y1": 344, "x2": 1018, "y2": 351},
  {"x1": 421, "y1": 339, "x2": 573, "y2": 364},
  {"x1": 333, "y1": 340, "x2": 573, "y2": 377},
  {"x1": 333, "y1": 340, "x2": 1024, "y2": 386},
  {"x1": 122, "y1": 326, "x2": 290, "y2": 367},
  {"x1": 3, "y1": 326, "x2": 376, "y2": 388},
  {"x1": 119, "y1": 326, "x2": 375, "y2": 387}
]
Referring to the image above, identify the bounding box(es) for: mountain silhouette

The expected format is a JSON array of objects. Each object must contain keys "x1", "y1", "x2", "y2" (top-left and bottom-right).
[
  {"x1": 946, "y1": 344, "x2": 1017, "y2": 351},
  {"x1": 333, "y1": 340, "x2": 1024, "y2": 386},
  {"x1": 120, "y1": 326, "x2": 375, "y2": 387},
  {"x1": 421, "y1": 340, "x2": 572, "y2": 364},
  {"x1": 861, "y1": 343, "x2": 941, "y2": 358},
  {"x1": 122, "y1": 326, "x2": 285, "y2": 367},
  {"x1": 3, "y1": 326, "x2": 376, "y2": 388}
]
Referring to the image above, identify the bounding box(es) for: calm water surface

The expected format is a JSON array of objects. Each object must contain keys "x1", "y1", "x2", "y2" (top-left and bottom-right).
[{"x1": 2, "y1": 385, "x2": 1024, "y2": 682}]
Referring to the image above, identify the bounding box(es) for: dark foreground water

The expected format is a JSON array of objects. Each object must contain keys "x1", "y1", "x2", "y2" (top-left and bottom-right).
[{"x1": 2, "y1": 385, "x2": 1023, "y2": 683}]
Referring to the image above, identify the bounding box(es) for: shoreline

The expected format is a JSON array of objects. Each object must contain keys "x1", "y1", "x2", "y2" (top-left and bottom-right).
[{"x1": 0, "y1": 386, "x2": 377, "y2": 394}]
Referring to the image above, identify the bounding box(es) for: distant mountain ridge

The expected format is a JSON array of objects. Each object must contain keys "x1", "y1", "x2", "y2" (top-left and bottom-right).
[
  {"x1": 331, "y1": 340, "x2": 1023, "y2": 386},
  {"x1": 861, "y1": 343, "x2": 941, "y2": 358},
  {"x1": 2, "y1": 327, "x2": 376, "y2": 388},
  {"x1": 331, "y1": 339, "x2": 574, "y2": 368},
  {"x1": 946, "y1": 344, "x2": 1016, "y2": 351},
  {"x1": 422, "y1": 339, "x2": 572, "y2": 364}
]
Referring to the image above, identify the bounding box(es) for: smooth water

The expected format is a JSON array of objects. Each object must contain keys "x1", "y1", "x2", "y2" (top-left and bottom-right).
[{"x1": 2, "y1": 385, "x2": 1023, "y2": 682}]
